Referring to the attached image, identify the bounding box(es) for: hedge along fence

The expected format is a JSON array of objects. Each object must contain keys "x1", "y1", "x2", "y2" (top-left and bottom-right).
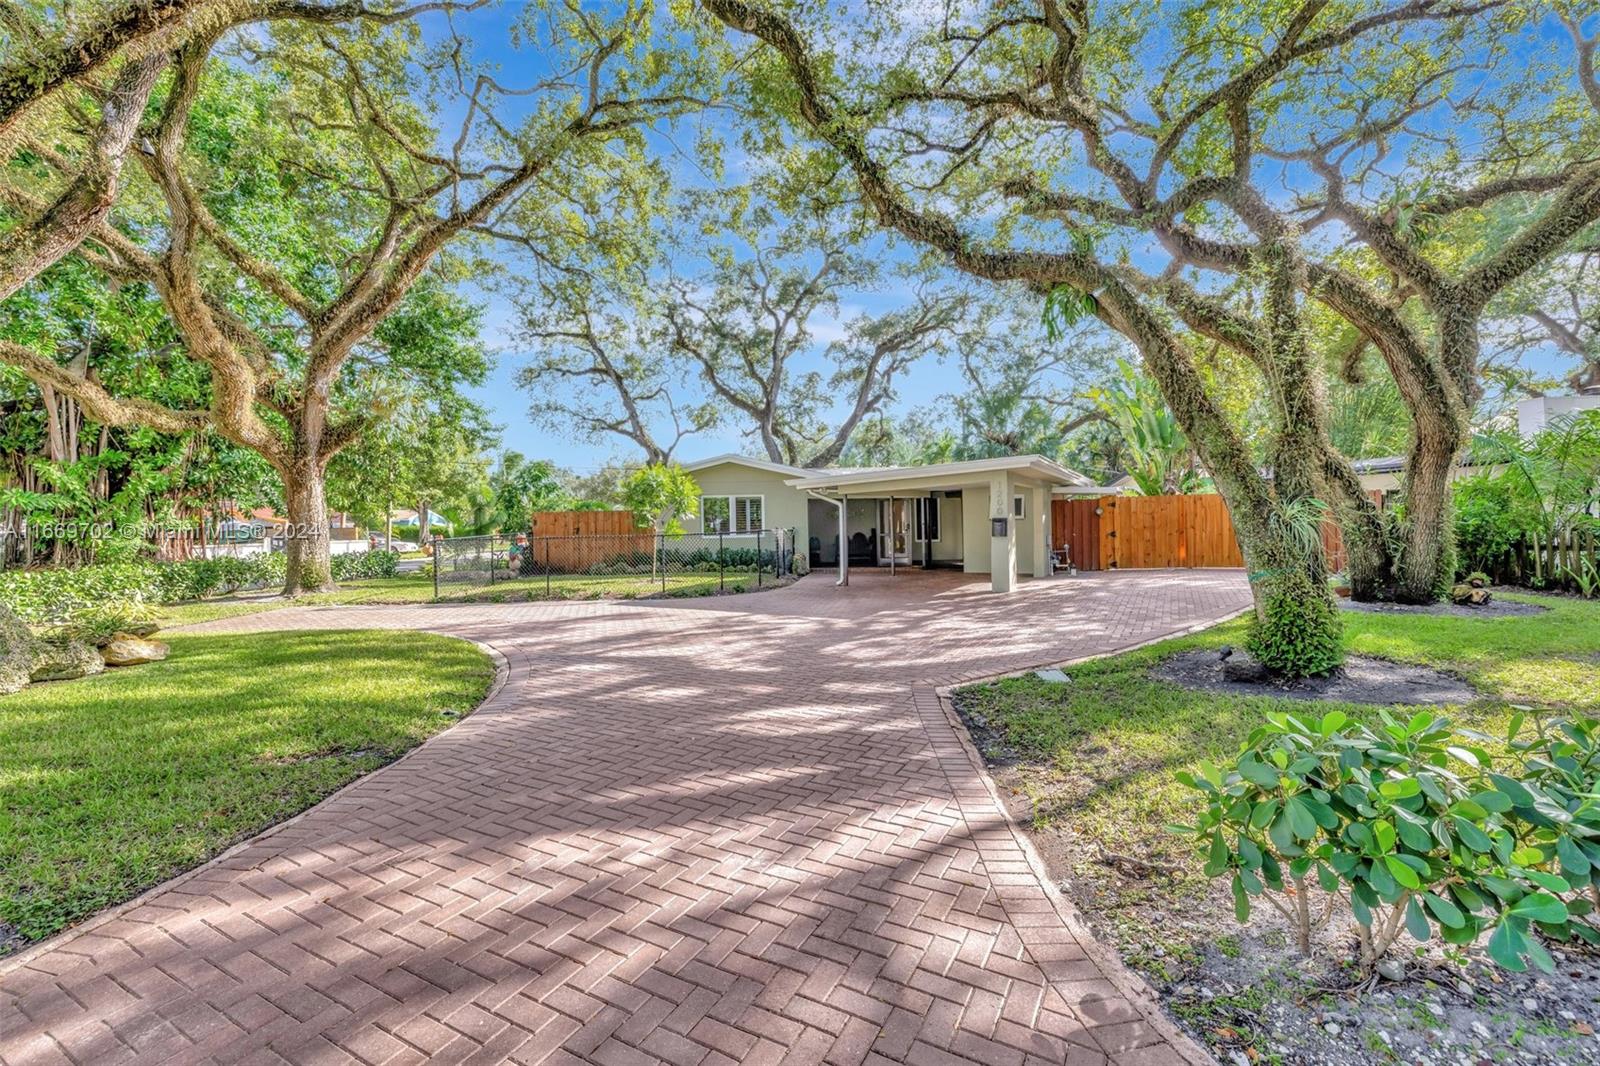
[{"x1": 0, "y1": 551, "x2": 400, "y2": 624}]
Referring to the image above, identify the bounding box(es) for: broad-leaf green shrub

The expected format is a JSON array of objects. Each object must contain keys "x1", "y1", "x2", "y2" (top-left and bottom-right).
[
  {"x1": 1245, "y1": 579, "x2": 1345, "y2": 678},
  {"x1": 0, "y1": 565, "x2": 158, "y2": 623},
  {"x1": 1173, "y1": 710, "x2": 1587, "y2": 974},
  {"x1": 1497, "y1": 714, "x2": 1600, "y2": 956},
  {"x1": 1453, "y1": 474, "x2": 1520, "y2": 578},
  {"x1": 331, "y1": 550, "x2": 399, "y2": 580},
  {"x1": 0, "y1": 553, "x2": 295, "y2": 623}
]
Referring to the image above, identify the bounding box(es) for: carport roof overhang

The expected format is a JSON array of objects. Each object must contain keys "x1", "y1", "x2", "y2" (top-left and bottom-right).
[{"x1": 784, "y1": 454, "x2": 1094, "y2": 495}]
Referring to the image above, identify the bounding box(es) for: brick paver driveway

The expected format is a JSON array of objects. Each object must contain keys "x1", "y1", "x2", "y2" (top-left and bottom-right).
[{"x1": 1, "y1": 569, "x2": 1250, "y2": 1066}]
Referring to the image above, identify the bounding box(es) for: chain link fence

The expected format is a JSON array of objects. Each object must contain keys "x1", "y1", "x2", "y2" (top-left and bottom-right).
[{"x1": 432, "y1": 528, "x2": 798, "y2": 600}]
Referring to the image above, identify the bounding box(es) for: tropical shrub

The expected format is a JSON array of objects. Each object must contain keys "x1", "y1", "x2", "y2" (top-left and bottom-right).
[
  {"x1": 1245, "y1": 578, "x2": 1345, "y2": 678},
  {"x1": 0, "y1": 553, "x2": 298, "y2": 623},
  {"x1": 1173, "y1": 710, "x2": 1592, "y2": 974},
  {"x1": 0, "y1": 565, "x2": 158, "y2": 623},
  {"x1": 47, "y1": 600, "x2": 161, "y2": 647},
  {"x1": 1499, "y1": 714, "x2": 1600, "y2": 945},
  {"x1": 1453, "y1": 474, "x2": 1521, "y2": 578},
  {"x1": 331, "y1": 549, "x2": 400, "y2": 580}
]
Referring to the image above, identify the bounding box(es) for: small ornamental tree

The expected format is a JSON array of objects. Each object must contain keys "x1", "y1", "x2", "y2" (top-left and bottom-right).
[
  {"x1": 1173, "y1": 710, "x2": 1594, "y2": 974},
  {"x1": 619, "y1": 462, "x2": 700, "y2": 578}
]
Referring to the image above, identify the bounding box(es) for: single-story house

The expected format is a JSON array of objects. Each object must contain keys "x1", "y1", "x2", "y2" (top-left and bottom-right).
[{"x1": 680, "y1": 453, "x2": 1098, "y2": 592}]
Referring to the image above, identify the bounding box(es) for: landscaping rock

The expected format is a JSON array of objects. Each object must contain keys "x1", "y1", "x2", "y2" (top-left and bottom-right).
[
  {"x1": 30, "y1": 638, "x2": 106, "y2": 682},
  {"x1": 1221, "y1": 658, "x2": 1271, "y2": 683},
  {"x1": 0, "y1": 605, "x2": 35, "y2": 694},
  {"x1": 1450, "y1": 584, "x2": 1493, "y2": 607},
  {"x1": 100, "y1": 634, "x2": 169, "y2": 667},
  {"x1": 1377, "y1": 958, "x2": 1406, "y2": 982}
]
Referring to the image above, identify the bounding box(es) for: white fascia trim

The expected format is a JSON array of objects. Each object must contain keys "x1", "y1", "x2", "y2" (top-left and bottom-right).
[
  {"x1": 681, "y1": 453, "x2": 809, "y2": 477},
  {"x1": 784, "y1": 454, "x2": 1093, "y2": 490}
]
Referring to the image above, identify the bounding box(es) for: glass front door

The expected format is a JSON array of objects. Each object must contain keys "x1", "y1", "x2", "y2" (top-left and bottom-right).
[{"x1": 878, "y1": 498, "x2": 912, "y2": 565}]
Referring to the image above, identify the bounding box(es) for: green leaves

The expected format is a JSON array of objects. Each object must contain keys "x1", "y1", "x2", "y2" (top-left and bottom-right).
[
  {"x1": 1173, "y1": 707, "x2": 1600, "y2": 976},
  {"x1": 1237, "y1": 751, "x2": 1280, "y2": 789},
  {"x1": 1042, "y1": 283, "x2": 1100, "y2": 340},
  {"x1": 1508, "y1": 892, "x2": 1568, "y2": 924}
]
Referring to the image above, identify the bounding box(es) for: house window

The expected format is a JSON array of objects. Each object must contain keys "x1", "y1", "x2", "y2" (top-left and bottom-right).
[
  {"x1": 1013, "y1": 494, "x2": 1025, "y2": 518},
  {"x1": 734, "y1": 495, "x2": 763, "y2": 532},
  {"x1": 915, "y1": 498, "x2": 940, "y2": 540},
  {"x1": 701, "y1": 495, "x2": 763, "y2": 533},
  {"x1": 701, "y1": 496, "x2": 731, "y2": 533}
]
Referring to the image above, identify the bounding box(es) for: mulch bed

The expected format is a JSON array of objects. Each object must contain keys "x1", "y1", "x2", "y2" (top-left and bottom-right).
[
  {"x1": 1150, "y1": 649, "x2": 1478, "y2": 706},
  {"x1": 1339, "y1": 597, "x2": 1548, "y2": 619}
]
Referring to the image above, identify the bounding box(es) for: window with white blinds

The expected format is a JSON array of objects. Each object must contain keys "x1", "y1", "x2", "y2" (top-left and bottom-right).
[
  {"x1": 701, "y1": 495, "x2": 764, "y2": 533},
  {"x1": 733, "y1": 496, "x2": 763, "y2": 532}
]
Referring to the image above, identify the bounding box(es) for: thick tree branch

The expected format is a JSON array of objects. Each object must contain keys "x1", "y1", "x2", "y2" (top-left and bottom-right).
[{"x1": 0, "y1": 340, "x2": 211, "y2": 434}]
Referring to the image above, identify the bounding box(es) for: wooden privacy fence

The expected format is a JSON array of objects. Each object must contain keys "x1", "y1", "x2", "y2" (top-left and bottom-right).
[
  {"x1": 1052, "y1": 494, "x2": 1359, "y2": 571},
  {"x1": 1482, "y1": 528, "x2": 1600, "y2": 590},
  {"x1": 527, "y1": 510, "x2": 651, "y2": 572}
]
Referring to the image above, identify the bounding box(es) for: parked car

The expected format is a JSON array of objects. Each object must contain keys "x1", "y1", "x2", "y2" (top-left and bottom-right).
[{"x1": 368, "y1": 534, "x2": 419, "y2": 552}]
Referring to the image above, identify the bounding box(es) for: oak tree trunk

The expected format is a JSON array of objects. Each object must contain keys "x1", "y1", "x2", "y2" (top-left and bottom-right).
[
  {"x1": 1396, "y1": 424, "x2": 1461, "y2": 603},
  {"x1": 282, "y1": 463, "x2": 334, "y2": 595}
]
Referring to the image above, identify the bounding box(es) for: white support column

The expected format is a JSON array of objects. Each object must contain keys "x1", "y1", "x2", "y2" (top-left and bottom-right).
[
  {"x1": 1030, "y1": 484, "x2": 1049, "y2": 578},
  {"x1": 989, "y1": 471, "x2": 1016, "y2": 593},
  {"x1": 837, "y1": 494, "x2": 848, "y2": 586}
]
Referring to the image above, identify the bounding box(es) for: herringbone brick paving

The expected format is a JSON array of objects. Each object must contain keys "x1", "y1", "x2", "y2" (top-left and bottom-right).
[{"x1": 0, "y1": 568, "x2": 1250, "y2": 1066}]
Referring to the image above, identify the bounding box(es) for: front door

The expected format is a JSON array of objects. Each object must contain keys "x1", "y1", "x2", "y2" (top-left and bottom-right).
[{"x1": 878, "y1": 498, "x2": 912, "y2": 565}]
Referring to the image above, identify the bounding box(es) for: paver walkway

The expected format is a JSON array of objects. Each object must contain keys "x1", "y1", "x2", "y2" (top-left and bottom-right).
[{"x1": 1, "y1": 569, "x2": 1251, "y2": 1066}]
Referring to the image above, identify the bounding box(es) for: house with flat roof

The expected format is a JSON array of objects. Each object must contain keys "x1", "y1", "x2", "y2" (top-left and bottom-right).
[{"x1": 681, "y1": 453, "x2": 1098, "y2": 592}]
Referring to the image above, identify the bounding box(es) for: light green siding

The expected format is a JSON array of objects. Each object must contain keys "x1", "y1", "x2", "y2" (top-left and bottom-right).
[
  {"x1": 682, "y1": 462, "x2": 810, "y2": 545},
  {"x1": 962, "y1": 486, "x2": 991, "y2": 574}
]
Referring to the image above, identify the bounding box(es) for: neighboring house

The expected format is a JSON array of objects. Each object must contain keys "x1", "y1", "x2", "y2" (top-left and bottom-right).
[
  {"x1": 681, "y1": 453, "x2": 1098, "y2": 593},
  {"x1": 1518, "y1": 393, "x2": 1600, "y2": 438},
  {"x1": 1349, "y1": 455, "x2": 1489, "y2": 501},
  {"x1": 387, "y1": 508, "x2": 452, "y2": 534},
  {"x1": 1352, "y1": 394, "x2": 1600, "y2": 500}
]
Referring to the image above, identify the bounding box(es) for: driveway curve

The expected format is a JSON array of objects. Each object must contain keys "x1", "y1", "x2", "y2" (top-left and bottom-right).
[{"x1": 1, "y1": 569, "x2": 1250, "y2": 1066}]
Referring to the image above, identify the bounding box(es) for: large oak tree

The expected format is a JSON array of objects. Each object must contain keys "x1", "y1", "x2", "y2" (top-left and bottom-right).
[
  {"x1": 696, "y1": 0, "x2": 1598, "y2": 642},
  {"x1": 3, "y1": 1, "x2": 719, "y2": 592}
]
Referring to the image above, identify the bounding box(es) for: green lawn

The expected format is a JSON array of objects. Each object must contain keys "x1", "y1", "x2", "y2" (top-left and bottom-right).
[
  {"x1": 156, "y1": 572, "x2": 763, "y2": 626},
  {"x1": 955, "y1": 592, "x2": 1600, "y2": 915},
  {"x1": 0, "y1": 630, "x2": 494, "y2": 948}
]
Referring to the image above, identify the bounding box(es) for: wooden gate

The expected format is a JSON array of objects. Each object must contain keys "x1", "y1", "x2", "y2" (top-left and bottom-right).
[
  {"x1": 1051, "y1": 494, "x2": 1244, "y2": 570},
  {"x1": 1051, "y1": 494, "x2": 1371, "y2": 572}
]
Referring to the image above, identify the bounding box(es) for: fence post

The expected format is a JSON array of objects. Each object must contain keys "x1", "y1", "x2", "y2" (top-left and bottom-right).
[
  {"x1": 488, "y1": 535, "x2": 495, "y2": 586},
  {"x1": 432, "y1": 534, "x2": 441, "y2": 598},
  {"x1": 719, "y1": 531, "x2": 725, "y2": 592},
  {"x1": 545, "y1": 538, "x2": 551, "y2": 597},
  {"x1": 756, "y1": 530, "x2": 763, "y2": 588},
  {"x1": 660, "y1": 532, "x2": 667, "y2": 594}
]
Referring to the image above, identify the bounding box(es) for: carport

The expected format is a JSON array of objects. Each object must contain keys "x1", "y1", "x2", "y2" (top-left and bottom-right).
[{"x1": 786, "y1": 455, "x2": 1094, "y2": 592}]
